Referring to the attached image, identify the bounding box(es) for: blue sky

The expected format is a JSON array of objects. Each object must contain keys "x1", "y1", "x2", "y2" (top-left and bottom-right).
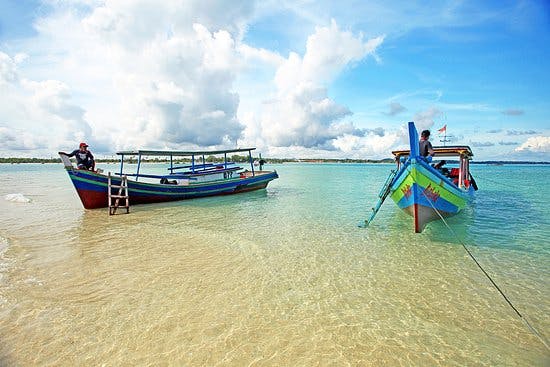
[{"x1": 0, "y1": 0, "x2": 549, "y2": 160}]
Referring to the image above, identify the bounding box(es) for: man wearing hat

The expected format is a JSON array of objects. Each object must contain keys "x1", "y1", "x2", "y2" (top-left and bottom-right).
[{"x1": 60, "y1": 142, "x2": 95, "y2": 171}]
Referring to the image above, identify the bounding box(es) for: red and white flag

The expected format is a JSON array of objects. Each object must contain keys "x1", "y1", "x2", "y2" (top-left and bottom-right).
[{"x1": 438, "y1": 124, "x2": 447, "y2": 133}]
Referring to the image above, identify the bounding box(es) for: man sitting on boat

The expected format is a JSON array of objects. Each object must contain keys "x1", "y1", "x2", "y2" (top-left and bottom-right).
[
  {"x1": 419, "y1": 130, "x2": 435, "y2": 160},
  {"x1": 59, "y1": 142, "x2": 95, "y2": 171}
]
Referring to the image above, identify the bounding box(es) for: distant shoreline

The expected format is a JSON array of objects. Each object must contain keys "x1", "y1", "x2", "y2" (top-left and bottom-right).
[{"x1": 0, "y1": 157, "x2": 548, "y2": 165}]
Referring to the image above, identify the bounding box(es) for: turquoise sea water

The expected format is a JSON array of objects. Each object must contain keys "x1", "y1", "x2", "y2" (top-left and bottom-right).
[{"x1": 0, "y1": 162, "x2": 548, "y2": 365}]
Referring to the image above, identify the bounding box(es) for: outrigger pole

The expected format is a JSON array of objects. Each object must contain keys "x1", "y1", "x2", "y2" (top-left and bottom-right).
[
  {"x1": 359, "y1": 169, "x2": 397, "y2": 228},
  {"x1": 359, "y1": 121, "x2": 419, "y2": 228}
]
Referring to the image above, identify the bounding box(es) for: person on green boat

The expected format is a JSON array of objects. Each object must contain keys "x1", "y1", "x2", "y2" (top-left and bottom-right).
[{"x1": 419, "y1": 130, "x2": 435, "y2": 160}]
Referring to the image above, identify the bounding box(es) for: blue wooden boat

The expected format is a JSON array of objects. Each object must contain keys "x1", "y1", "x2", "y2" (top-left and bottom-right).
[
  {"x1": 364, "y1": 121, "x2": 477, "y2": 232},
  {"x1": 60, "y1": 148, "x2": 278, "y2": 209}
]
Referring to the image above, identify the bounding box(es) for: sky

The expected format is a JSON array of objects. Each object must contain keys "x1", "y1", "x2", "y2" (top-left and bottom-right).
[{"x1": 0, "y1": 0, "x2": 549, "y2": 161}]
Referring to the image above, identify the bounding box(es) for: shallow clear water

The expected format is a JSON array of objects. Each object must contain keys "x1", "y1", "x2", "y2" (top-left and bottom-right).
[{"x1": 0, "y1": 162, "x2": 548, "y2": 365}]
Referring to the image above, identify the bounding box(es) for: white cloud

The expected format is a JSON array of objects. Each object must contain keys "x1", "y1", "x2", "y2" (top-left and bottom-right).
[
  {"x1": 24, "y1": 80, "x2": 86, "y2": 122},
  {"x1": 0, "y1": 127, "x2": 48, "y2": 152},
  {"x1": 412, "y1": 107, "x2": 443, "y2": 132},
  {"x1": 238, "y1": 44, "x2": 284, "y2": 67},
  {"x1": 112, "y1": 23, "x2": 246, "y2": 147},
  {"x1": 515, "y1": 136, "x2": 550, "y2": 153},
  {"x1": 259, "y1": 20, "x2": 384, "y2": 149},
  {"x1": 274, "y1": 20, "x2": 384, "y2": 92},
  {"x1": 2, "y1": 2, "x2": 257, "y2": 153},
  {"x1": 0, "y1": 52, "x2": 22, "y2": 85},
  {"x1": 81, "y1": 0, "x2": 255, "y2": 46},
  {"x1": 0, "y1": 52, "x2": 100, "y2": 154},
  {"x1": 83, "y1": 6, "x2": 252, "y2": 148},
  {"x1": 385, "y1": 102, "x2": 406, "y2": 116},
  {"x1": 332, "y1": 130, "x2": 401, "y2": 159}
]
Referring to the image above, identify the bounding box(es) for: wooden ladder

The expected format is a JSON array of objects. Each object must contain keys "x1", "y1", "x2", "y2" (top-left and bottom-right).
[{"x1": 108, "y1": 173, "x2": 130, "y2": 215}]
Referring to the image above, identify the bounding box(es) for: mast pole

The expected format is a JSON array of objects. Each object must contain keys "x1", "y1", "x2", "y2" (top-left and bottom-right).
[
  {"x1": 249, "y1": 150, "x2": 255, "y2": 176},
  {"x1": 136, "y1": 153, "x2": 142, "y2": 181},
  {"x1": 119, "y1": 154, "x2": 124, "y2": 176}
]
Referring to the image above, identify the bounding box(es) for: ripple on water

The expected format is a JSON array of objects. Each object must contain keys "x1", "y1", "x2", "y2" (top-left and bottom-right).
[
  {"x1": 0, "y1": 235, "x2": 10, "y2": 304},
  {"x1": 0, "y1": 235, "x2": 8, "y2": 255}
]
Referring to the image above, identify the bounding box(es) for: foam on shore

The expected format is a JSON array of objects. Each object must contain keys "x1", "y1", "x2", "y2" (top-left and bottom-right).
[{"x1": 4, "y1": 193, "x2": 31, "y2": 203}]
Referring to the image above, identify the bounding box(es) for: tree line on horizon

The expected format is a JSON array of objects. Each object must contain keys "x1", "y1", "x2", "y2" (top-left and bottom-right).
[
  {"x1": 0, "y1": 156, "x2": 547, "y2": 165},
  {"x1": 0, "y1": 156, "x2": 395, "y2": 164}
]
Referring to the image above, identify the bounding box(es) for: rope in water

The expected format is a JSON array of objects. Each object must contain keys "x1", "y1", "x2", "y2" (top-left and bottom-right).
[
  {"x1": 472, "y1": 174, "x2": 517, "y2": 190},
  {"x1": 421, "y1": 190, "x2": 550, "y2": 351}
]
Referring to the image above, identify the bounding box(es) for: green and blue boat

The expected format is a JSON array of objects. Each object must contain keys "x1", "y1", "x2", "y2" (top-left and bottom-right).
[{"x1": 367, "y1": 121, "x2": 477, "y2": 232}]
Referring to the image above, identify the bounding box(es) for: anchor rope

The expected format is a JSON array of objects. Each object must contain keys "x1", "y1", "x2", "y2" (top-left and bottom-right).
[
  {"x1": 471, "y1": 173, "x2": 517, "y2": 190},
  {"x1": 420, "y1": 189, "x2": 550, "y2": 351}
]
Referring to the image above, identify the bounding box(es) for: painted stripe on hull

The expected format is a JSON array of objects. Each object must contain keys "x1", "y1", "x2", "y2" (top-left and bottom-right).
[
  {"x1": 390, "y1": 160, "x2": 472, "y2": 232},
  {"x1": 66, "y1": 170, "x2": 277, "y2": 209},
  {"x1": 391, "y1": 166, "x2": 469, "y2": 208},
  {"x1": 395, "y1": 183, "x2": 461, "y2": 214}
]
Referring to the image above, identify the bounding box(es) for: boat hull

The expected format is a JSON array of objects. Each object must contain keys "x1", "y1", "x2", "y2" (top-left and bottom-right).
[
  {"x1": 66, "y1": 169, "x2": 279, "y2": 209},
  {"x1": 390, "y1": 158, "x2": 473, "y2": 232}
]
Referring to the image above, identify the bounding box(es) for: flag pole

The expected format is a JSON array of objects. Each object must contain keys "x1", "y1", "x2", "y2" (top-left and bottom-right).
[{"x1": 438, "y1": 124, "x2": 450, "y2": 146}]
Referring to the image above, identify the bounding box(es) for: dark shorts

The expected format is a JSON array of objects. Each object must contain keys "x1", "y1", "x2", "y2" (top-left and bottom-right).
[{"x1": 77, "y1": 162, "x2": 93, "y2": 170}]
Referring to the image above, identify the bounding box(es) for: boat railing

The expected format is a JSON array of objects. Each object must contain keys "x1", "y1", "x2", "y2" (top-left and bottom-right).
[
  {"x1": 169, "y1": 163, "x2": 216, "y2": 171},
  {"x1": 168, "y1": 162, "x2": 237, "y2": 172},
  {"x1": 113, "y1": 165, "x2": 251, "y2": 183},
  {"x1": 114, "y1": 173, "x2": 195, "y2": 180}
]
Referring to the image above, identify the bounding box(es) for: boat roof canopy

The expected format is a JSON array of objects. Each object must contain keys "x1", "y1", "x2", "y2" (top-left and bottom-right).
[
  {"x1": 392, "y1": 145, "x2": 474, "y2": 159},
  {"x1": 115, "y1": 147, "x2": 256, "y2": 157}
]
